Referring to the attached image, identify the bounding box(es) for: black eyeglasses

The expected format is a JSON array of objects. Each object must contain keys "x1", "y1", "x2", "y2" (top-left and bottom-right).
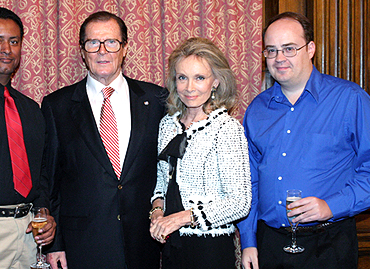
[
  {"x1": 262, "y1": 42, "x2": 310, "y2": 59},
  {"x1": 82, "y1": 39, "x2": 123, "y2": 53}
]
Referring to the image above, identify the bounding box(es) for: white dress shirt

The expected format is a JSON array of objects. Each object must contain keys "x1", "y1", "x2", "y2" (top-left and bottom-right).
[{"x1": 86, "y1": 72, "x2": 131, "y2": 171}]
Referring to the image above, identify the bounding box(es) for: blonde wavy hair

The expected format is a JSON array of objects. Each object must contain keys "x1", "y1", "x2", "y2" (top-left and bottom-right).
[{"x1": 166, "y1": 37, "x2": 238, "y2": 117}]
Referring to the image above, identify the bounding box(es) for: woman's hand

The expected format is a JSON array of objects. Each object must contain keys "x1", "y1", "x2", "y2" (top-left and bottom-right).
[{"x1": 150, "y1": 210, "x2": 192, "y2": 244}]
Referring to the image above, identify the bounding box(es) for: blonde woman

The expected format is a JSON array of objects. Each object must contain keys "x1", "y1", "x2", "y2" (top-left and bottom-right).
[{"x1": 150, "y1": 37, "x2": 252, "y2": 268}]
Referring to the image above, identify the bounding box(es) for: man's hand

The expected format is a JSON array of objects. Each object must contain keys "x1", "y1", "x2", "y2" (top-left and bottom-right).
[
  {"x1": 287, "y1": 196, "x2": 333, "y2": 223},
  {"x1": 26, "y1": 213, "x2": 56, "y2": 245},
  {"x1": 241, "y1": 247, "x2": 259, "y2": 269},
  {"x1": 47, "y1": 251, "x2": 68, "y2": 269}
]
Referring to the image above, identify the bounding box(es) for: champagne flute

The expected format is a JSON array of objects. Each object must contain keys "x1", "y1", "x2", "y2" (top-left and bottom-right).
[
  {"x1": 30, "y1": 207, "x2": 51, "y2": 268},
  {"x1": 283, "y1": 189, "x2": 305, "y2": 253}
]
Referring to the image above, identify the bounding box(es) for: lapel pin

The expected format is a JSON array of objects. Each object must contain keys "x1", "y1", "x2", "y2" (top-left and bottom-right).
[{"x1": 144, "y1": 101, "x2": 149, "y2": 106}]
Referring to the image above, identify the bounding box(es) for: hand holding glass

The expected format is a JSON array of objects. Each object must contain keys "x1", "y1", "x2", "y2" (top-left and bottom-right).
[
  {"x1": 283, "y1": 189, "x2": 305, "y2": 253},
  {"x1": 30, "y1": 207, "x2": 50, "y2": 268}
]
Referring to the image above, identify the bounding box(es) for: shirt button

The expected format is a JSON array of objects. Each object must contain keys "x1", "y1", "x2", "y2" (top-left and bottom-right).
[
  {"x1": 287, "y1": 130, "x2": 291, "y2": 134},
  {"x1": 278, "y1": 176, "x2": 282, "y2": 181},
  {"x1": 118, "y1": 185, "x2": 123, "y2": 190},
  {"x1": 291, "y1": 107, "x2": 295, "y2": 111},
  {"x1": 117, "y1": 215, "x2": 121, "y2": 220},
  {"x1": 278, "y1": 201, "x2": 282, "y2": 204},
  {"x1": 282, "y1": 152, "x2": 287, "y2": 156}
]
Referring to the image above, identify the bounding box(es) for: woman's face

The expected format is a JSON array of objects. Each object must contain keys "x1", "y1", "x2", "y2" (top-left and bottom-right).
[{"x1": 175, "y1": 55, "x2": 219, "y2": 112}]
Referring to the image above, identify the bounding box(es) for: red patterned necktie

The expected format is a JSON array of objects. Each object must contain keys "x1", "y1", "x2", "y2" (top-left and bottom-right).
[
  {"x1": 99, "y1": 87, "x2": 121, "y2": 178},
  {"x1": 4, "y1": 87, "x2": 32, "y2": 197}
]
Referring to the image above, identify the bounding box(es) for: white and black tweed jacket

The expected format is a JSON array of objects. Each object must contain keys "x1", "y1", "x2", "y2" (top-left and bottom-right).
[{"x1": 152, "y1": 107, "x2": 252, "y2": 237}]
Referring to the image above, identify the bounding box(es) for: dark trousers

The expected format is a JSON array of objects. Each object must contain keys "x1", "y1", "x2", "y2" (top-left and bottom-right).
[
  {"x1": 257, "y1": 218, "x2": 358, "y2": 269},
  {"x1": 162, "y1": 233, "x2": 235, "y2": 269}
]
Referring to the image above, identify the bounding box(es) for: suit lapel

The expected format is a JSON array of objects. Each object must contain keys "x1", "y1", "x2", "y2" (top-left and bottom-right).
[
  {"x1": 69, "y1": 79, "x2": 117, "y2": 179},
  {"x1": 121, "y1": 77, "x2": 150, "y2": 180}
]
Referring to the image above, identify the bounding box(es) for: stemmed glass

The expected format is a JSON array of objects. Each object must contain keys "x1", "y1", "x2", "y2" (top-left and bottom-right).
[
  {"x1": 30, "y1": 207, "x2": 51, "y2": 268},
  {"x1": 283, "y1": 189, "x2": 305, "y2": 253}
]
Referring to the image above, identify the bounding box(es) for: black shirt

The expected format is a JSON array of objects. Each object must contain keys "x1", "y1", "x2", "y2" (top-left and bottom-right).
[{"x1": 0, "y1": 83, "x2": 49, "y2": 207}]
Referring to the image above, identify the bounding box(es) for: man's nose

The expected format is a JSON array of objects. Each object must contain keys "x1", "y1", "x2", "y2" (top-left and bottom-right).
[
  {"x1": 0, "y1": 41, "x2": 11, "y2": 54},
  {"x1": 97, "y1": 42, "x2": 108, "y2": 54},
  {"x1": 275, "y1": 49, "x2": 287, "y2": 62}
]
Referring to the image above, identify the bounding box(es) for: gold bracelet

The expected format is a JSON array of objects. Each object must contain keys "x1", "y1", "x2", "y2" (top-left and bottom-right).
[{"x1": 149, "y1": 206, "x2": 164, "y2": 219}]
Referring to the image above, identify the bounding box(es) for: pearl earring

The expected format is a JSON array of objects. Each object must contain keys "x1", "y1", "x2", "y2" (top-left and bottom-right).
[{"x1": 211, "y1": 86, "x2": 216, "y2": 100}]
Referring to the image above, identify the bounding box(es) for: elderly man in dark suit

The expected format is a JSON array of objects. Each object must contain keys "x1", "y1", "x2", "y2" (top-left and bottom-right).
[
  {"x1": 42, "y1": 11, "x2": 166, "y2": 269},
  {"x1": 0, "y1": 7, "x2": 56, "y2": 269}
]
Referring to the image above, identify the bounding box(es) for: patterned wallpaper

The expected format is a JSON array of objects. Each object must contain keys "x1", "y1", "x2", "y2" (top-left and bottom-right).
[{"x1": 2, "y1": 0, "x2": 262, "y2": 121}]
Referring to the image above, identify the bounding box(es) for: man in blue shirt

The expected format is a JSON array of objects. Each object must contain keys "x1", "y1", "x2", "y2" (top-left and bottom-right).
[{"x1": 237, "y1": 12, "x2": 370, "y2": 269}]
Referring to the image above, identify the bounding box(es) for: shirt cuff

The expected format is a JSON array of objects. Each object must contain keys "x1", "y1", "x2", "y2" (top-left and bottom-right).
[{"x1": 239, "y1": 231, "x2": 257, "y2": 249}]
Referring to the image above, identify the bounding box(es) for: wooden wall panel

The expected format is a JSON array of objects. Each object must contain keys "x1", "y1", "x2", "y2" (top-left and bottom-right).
[
  {"x1": 312, "y1": 0, "x2": 369, "y2": 94},
  {"x1": 338, "y1": 0, "x2": 350, "y2": 79},
  {"x1": 365, "y1": 0, "x2": 370, "y2": 93},
  {"x1": 278, "y1": 0, "x2": 305, "y2": 14},
  {"x1": 351, "y1": 0, "x2": 363, "y2": 85}
]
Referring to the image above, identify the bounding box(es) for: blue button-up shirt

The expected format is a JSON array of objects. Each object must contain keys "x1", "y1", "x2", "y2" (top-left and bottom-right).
[{"x1": 237, "y1": 65, "x2": 370, "y2": 249}]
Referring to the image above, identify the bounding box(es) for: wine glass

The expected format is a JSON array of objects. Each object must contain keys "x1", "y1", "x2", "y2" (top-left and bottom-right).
[
  {"x1": 283, "y1": 189, "x2": 305, "y2": 253},
  {"x1": 30, "y1": 207, "x2": 51, "y2": 268}
]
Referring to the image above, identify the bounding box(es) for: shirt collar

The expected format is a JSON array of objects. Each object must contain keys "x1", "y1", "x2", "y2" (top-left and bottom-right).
[
  {"x1": 0, "y1": 82, "x2": 13, "y2": 99},
  {"x1": 267, "y1": 82, "x2": 285, "y2": 107},
  {"x1": 304, "y1": 65, "x2": 321, "y2": 102},
  {"x1": 267, "y1": 64, "x2": 321, "y2": 107},
  {"x1": 86, "y1": 72, "x2": 126, "y2": 96}
]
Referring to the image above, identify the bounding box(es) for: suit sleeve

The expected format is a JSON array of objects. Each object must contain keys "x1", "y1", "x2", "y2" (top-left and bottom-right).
[{"x1": 41, "y1": 98, "x2": 65, "y2": 252}]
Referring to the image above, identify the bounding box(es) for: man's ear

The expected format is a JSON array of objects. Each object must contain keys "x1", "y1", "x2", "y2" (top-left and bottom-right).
[{"x1": 307, "y1": 41, "x2": 316, "y2": 60}]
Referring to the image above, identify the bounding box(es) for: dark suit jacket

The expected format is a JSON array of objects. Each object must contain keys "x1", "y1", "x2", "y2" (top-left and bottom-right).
[
  {"x1": 41, "y1": 76, "x2": 166, "y2": 269},
  {"x1": 0, "y1": 83, "x2": 49, "y2": 207}
]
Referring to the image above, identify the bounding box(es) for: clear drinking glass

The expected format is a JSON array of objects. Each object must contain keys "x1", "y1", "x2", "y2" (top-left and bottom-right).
[
  {"x1": 283, "y1": 189, "x2": 305, "y2": 253},
  {"x1": 30, "y1": 207, "x2": 51, "y2": 268}
]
